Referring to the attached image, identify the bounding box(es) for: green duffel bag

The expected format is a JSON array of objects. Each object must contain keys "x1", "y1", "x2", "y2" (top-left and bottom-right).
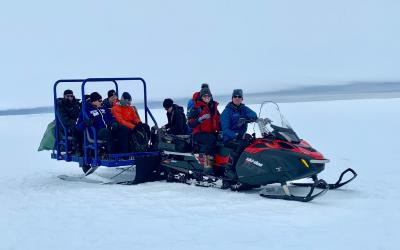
[{"x1": 38, "y1": 120, "x2": 56, "y2": 151}]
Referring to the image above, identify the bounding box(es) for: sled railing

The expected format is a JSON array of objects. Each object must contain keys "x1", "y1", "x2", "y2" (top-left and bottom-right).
[
  {"x1": 80, "y1": 77, "x2": 155, "y2": 125},
  {"x1": 80, "y1": 78, "x2": 158, "y2": 167}
]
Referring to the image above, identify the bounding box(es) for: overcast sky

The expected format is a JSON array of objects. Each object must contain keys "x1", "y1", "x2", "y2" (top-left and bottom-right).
[{"x1": 1, "y1": 0, "x2": 399, "y2": 108}]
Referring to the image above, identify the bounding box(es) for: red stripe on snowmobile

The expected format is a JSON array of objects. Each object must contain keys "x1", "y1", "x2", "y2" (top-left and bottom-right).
[{"x1": 244, "y1": 139, "x2": 325, "y2": 160}]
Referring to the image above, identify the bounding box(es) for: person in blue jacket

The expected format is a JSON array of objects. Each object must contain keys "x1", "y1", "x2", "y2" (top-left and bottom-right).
[
  {"x1": 76, "y1": 92, "x2": 118, "y2": 154},
  {"x1": 220, "y1": 89, "x2": 257, "y2": 180},
  {"x1": 220, "y1": 89, "x2": 257, "y2": 144}
]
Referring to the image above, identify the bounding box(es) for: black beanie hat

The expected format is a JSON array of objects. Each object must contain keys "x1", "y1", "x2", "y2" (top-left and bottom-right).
[
  {"x1": 201, "y1": 83, "x2": 209, "y2": 89},
  {"x1": 163, "y1": 98, "x2": 173, "y2": 109},
  {"x1": 64, "y1": 89, "x2": 73, "y2": 96},
  {"x1": 107, "y1": 89, "x2": 116, "y2": 98},
  {"x1": 200, "y1": 87, "x2": 212, "y2": 97},
  {"x1": 232, "y1": 89, "x2": 243, "y2": 97},
  {"x1": 90, "y1": 92, "x2": 102, "y2": 102},
  {"x1": 121, "y1": 92, "x2": 132, "y2": 101}
]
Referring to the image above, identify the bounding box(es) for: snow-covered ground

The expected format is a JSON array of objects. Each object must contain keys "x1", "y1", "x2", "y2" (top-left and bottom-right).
[{"x1": 1, "y1": 98, "x2": 399, "y2": 250}]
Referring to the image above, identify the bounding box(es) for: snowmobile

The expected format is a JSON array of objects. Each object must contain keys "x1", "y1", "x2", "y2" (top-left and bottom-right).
[{"x1": 158, "y1": 101, "x2": 357, "y2": 202}]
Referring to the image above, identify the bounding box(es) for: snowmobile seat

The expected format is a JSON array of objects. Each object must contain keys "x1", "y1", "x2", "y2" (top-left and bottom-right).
[
  {"x1": 172, "y1": 134, "x2": 192, "y2": 152},
  {"x1": 157, "y1": 128, "x2": 192, "y2": 152}
]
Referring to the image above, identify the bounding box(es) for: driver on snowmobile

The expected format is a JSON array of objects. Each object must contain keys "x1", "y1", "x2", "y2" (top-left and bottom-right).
[
  {"x1": 221, "y1": 89, "x2": 257, "y2": 144},
  {"x1": 220, "y1": 89, "x2": 258, "y2": 179}
]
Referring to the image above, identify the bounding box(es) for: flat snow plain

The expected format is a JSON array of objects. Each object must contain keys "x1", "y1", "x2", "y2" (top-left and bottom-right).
[{"x1": 1, "y1": 98, "x2": 399, "y2": 250}]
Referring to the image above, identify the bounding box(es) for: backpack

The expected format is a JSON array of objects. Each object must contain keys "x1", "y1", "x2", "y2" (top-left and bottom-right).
[{"x1": 131, "y1": 123, "x2": 151, "y2": 152}]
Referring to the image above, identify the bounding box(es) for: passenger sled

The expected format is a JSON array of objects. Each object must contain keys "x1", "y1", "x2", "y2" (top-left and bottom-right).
[{"x1": 51, "y1": 77, "x2": 163, "y2": 184}]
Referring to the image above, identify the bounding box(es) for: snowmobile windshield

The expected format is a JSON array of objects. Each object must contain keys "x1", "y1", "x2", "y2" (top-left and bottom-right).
[{"x1": 255, "y1": 101, "x2": 300, "y2": 143}]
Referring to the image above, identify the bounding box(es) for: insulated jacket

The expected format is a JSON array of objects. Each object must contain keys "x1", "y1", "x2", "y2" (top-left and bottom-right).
[
  {"x1": 102, "y1": 97, "x2": 118, "y2": 112},
  {"x1": 220, "y1": 102, "x2": 257, "y2": 143},
  {"x1": 188, "y1": 92, "x2": 220, "y2": 134},
  {"x1": 166, "y1": 104, "x2": 188, "y2": 135},
  {"x1": 76, "y1": 103, "x2": 115, "y2": 136},
  {"x1": 111, "y1": 102, "x2": 141, "y2": 129},
  {"x1": 57, "y1": 98, "x2": 81, "y2": 129}
]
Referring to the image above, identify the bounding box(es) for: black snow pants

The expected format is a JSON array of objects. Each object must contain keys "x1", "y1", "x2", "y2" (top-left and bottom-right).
[
  {"x1": 193, "y1": 132, "x2": 217, "y2": 155},
  {"x1": 97, "y1": 128, "x2": 115, "y2": 154}
]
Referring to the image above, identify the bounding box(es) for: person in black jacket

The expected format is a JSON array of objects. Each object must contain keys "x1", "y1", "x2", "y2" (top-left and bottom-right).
[
  {"x1": 57, "y1": 89, "x2": 82, "y2": 153},
  {"x1": 102, "y1": 89, "x2": 118, "y2": 112},
  {"x1": 162, "y1": 98, "x2": 188, "y2": 135}
]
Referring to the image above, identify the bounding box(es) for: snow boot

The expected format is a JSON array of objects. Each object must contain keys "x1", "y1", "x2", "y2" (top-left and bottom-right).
[
  {"x1": 221, "y1": 180, "x2": 232, "y2": 189},
  {"x1": 224, "y1": 163, "x2": 237, "y2": 180},
  {"x1": 203, "y1": 155, "x2": 214, "y2": 175}
]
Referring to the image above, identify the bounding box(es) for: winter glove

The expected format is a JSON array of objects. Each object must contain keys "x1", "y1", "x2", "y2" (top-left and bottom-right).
[
  {"x1": 84, "y1": 119, "x2": 94, "y2": 127},
  {"x1": 259, "y1": 117, "x2": 272, "y2": 124},
  {"x1": 237, "y1": 118, "x2": 247, "y2": 127},
  {"x1": 198, "y1": 113, "x2": 211, "y2": 123},
  {"x1": 265, "y1": 118, "x2": 272, "y2": 123}
]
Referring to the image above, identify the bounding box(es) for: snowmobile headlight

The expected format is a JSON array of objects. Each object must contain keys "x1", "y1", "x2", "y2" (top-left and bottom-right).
[{"x1": 300, "y1": 159, "x2": 310, "y2": 168}]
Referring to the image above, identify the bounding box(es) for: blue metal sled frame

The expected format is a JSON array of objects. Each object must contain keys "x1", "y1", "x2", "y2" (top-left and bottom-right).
[{"x1": 51, "y1": 77, "x2": 160, "y2": 168}]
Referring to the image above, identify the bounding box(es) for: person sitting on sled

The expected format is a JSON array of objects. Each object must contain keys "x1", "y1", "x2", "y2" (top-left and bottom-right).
[
  {"x1": 188, "y1": 86, "x2": 221, "y2": 174},
  {"x1": 102, "y1": 89, "x2": 118, "y2": 112},
  {"x1": 57, "y1": 89, "x2": 82, "y2": 154},
  {"x1": 76, "y1": 91, "x2": 117, "y2": 154},
  {"x1": 220, "y1": 89, "x2": 258, "y2": 178},
  {"x1": 111, "y1": 92, "x2": 150, "y2": 153}
]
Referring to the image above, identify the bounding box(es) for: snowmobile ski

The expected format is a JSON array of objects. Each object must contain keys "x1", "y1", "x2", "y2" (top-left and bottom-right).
[
  {"x1": 291, "y1": 168, "x2": 357, "y2": 190},
  {"x1": 260, "y1": 179, "x2": 328, "y2": 202}
]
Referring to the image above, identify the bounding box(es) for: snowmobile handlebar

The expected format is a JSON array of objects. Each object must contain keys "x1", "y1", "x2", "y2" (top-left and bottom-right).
[{"x1": 256, "y1": 117, "x2": 272, "y2": 124}]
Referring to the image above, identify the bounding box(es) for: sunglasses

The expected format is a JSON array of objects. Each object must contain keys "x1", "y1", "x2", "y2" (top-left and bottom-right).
[{"x1": 233, "y1": 95, "x2": 243, "y2": 99}]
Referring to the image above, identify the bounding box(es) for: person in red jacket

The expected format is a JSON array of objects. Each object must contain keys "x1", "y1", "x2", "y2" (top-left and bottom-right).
[
  {"x1": 188, "y1": 87, "x2": 221, "y2": 173},
  {"x1": 111, "y1": 92, "x2": 147, "y2": 153}
]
